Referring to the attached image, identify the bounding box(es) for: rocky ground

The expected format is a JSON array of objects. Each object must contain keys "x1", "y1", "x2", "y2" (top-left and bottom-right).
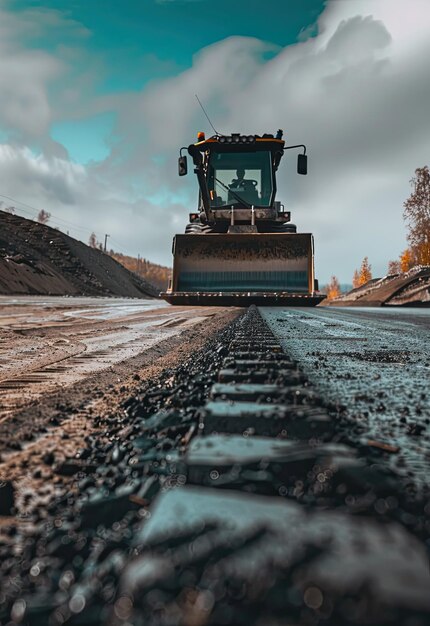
[
  {"x1": 326, "y1": 266, "x2": 430, "y2": 307},
  {"x1": 0, "y1": 212, "x2": 157, "y2": 298},
  {"x1": 0, "y1": 303, "x2": 429, "y2": 626}
]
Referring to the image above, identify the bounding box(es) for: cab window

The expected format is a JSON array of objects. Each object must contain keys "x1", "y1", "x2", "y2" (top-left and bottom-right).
[{"x1": 207, "y1": 151, "x2": 273, "y2": 207}]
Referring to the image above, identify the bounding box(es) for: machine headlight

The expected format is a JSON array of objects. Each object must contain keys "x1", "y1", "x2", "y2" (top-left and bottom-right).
[{"x1": 247, "y1": 135, "x2": 255, "y2": 142}]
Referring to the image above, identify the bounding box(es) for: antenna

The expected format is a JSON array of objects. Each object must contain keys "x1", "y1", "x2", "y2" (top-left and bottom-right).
[{"x1": 195, "y1": 94, "x2": 220, "y2": 136}]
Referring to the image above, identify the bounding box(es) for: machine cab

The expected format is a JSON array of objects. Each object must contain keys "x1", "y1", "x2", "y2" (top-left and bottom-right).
[
  {"x1": 182, "y1": 132, "x2": 306, "y2": 226},
  {"x1": 207, "y1": 149, "x2": 275, "y2": 208}
]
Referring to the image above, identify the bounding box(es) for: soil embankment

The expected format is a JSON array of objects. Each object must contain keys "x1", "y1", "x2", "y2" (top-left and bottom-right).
[
  {"x1": 0, "y1": 211, "x2": 158, "y2": 297},
  {"x1": 326, "y1": 266, "x2": 430, "y2": 306}
]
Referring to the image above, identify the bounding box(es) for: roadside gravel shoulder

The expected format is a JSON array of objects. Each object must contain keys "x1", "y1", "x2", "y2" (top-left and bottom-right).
[{"x1": 0, "y1": 308, "x2": 240, "y2": 518}]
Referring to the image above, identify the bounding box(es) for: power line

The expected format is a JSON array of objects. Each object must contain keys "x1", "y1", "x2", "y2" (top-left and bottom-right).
[
  {"x1": 109, "y1": 236, "x2": 133, "y2": 254},
  {"x1": 0, "y1": 192, "x2": 132, "y2": 255},
  {"x1": 0, "y1": 193, "x2": 94, "y2": 235},
  {"x1": 0, "y1": 193, "x2": 46, "y2": 215},
  {"x1": 0, "y1": 191, "x2": 153, "y2": 263}
]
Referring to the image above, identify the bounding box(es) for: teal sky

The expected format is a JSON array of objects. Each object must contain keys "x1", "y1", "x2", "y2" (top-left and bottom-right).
[
  {"x1": 14, "y1": 0, "x2": 326, "y2": 89},
  {"x1": 3, "y1": 0, "x2": 426, "y2": 280},
  {"x1": 9, "y1": 0, "x2": 326, "y2": 163}
]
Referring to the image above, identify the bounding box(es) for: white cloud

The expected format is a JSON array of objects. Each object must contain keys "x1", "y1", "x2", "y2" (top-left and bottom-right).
[
  {"x1": 0, "y1": 10, "x2": 60, "y2": 139},
  {"x1": 0, "y1": 2, "x2": 108, "y2": 139},
  {"x1": 0, "y1": 52, "x2": 61, "y2": 139},
  {"x1": 106, "y1": 0, "x2": 430, "y2": 280},
  {"x1": 0, "y1": 143, "x2": 188, "y2": 264},
  {"x1": 1, "y1": 0, "x2": 430, "y2": 281},
  {"x1": 0, "y1": 144, "x2": 86, "y2": 204}
]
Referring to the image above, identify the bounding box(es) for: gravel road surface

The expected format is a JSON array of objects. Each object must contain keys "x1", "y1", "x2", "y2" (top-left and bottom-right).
[
  {"x1": 0, "y1": 303, "x2": 429, "y2": 626},
  {"x1": 261, "y1": 306, "x2": 430, "y2": 487}
]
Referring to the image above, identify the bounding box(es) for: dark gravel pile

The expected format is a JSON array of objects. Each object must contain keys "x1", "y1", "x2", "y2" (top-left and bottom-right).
[
  {"x1": 0, "y1": 307, "x2": 429, "y2": 626},
  {"x1": 0, "y1": 211, "x2": 157, "y2": 297}
]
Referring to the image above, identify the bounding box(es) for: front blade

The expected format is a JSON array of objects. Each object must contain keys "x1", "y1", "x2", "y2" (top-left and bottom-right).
[{"x1": 170, "y1": 233, "x2": 314, "y2": 294}]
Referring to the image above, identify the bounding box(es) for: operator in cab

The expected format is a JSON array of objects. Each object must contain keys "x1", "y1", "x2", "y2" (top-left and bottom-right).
[
  {"x1": 230, "y1": 169, "x2": 246, "y2": 189},
  {"x1": 229, "y1": 169, "x2": 259, "y2": 204}
]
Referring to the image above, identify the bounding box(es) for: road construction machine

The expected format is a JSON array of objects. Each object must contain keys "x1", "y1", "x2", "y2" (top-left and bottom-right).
[{"x1": 161, "y1": 130, "x2": 325, "y2": 306}]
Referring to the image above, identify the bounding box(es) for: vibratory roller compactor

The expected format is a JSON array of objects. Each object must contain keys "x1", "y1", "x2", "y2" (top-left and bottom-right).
[{"x1": 161, "y1": 129, "x2": 326, "y2": 306}]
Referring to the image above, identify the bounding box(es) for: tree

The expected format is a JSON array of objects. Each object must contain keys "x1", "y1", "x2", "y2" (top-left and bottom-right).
[
  {"x1": 88, "y1": 232, "x2": 97, "y2": 248},
  {"x1": 387, "y1": 260, "x2": 400, "y2": 275},
  {"x1": 403, "y1": 166, "x2": 430, "y2": 266},
  {"x1": 325, "y1": 275, "x2": 341, "y2": 300},
  {"x1": 399, "y1": 248, "x2": 414, "y2": 272},
  {"x1": 358, "y1": 256, "x2": 372, "y2": 286},
  {"x1": 352, "y1": 269, "x2": 360, "y2": 289},
  {"x1": 37, "y1": 209, "x2": 51, "y2": 224}
]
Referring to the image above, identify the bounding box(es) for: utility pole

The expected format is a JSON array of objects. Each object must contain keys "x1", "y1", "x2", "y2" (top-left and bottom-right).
[{"x1": 104, "y1": 234, "x2": 110, "y2": 252}]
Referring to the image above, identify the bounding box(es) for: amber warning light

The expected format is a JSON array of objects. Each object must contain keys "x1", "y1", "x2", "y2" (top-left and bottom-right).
[{"x1": 197, "y1": 131, "x2": 205, "y2": 141}]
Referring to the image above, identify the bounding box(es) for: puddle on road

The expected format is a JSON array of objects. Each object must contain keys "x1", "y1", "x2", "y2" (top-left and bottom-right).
[
  {"x1": 0, "y1": 297, "x2": 168, "y2": 328},
  {"x1": 0, "y1": 298, "x2": 217, "y2": 419}
]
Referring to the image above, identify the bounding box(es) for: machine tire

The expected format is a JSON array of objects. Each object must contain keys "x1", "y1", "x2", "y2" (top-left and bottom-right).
[
  {"x1": 278, "y1": 223, "x2": 297, "y2": 233},
  {"x1": 258, "y1": 222, "x2": 297, "y2": 233},
  {"x1": 185, "y1": 223, "x2": 204, "y2": 234},
  {"x1": 185, "y1": 223, "x2": 228, "y2": 234}
]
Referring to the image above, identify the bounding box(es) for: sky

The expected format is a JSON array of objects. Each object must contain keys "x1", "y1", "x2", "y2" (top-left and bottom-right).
[{"x1": 0, "y1": 0, "x2": 429, "y2": 283}]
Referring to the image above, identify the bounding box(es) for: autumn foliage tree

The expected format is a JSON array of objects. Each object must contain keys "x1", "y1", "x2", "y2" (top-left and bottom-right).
[
  {"x1": 110, "y1": 252, "x2": 170, "y2": 291},
  {"x1": 325, "y1": 275, "x2": 341, "y2": 300},
  {"x1": 403, "y1": 166, "x2": 430, "y2": 266},
  {"x1": 399, "y1": 248, "x2": 414, "y2": 272},
  {"x1": 352, "y1": 257, "x2": 372, "y2": 288},
  {"x1": 387, "y1": 259, "x2": 400, "y2": 275},
  {"x1": 352, "y1": 269, "x2": 360, "y2": 289},
  {"x1": 359, "y1": 257, "x2": 372, "y2": 284}
]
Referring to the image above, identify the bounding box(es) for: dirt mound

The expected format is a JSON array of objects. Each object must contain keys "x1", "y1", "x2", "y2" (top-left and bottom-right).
[
  {"x1": 326, "y1": 266, "x2": 430, "y2": 307},
  {"x1": 0, "y1": 211, "x2": 159, "y2": 298}
]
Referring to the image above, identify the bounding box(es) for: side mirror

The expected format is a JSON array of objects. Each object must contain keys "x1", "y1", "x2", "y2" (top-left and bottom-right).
[
  {"x1": 297, "y1": 154, "x2": 307, "y2": 175},
  {"x1": 178, "y1": 155, "x2": 188, "y2": 176}
]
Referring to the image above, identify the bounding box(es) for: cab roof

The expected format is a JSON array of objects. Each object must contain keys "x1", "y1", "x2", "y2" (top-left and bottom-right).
[{"x1": 191, "y1": 133, "x2": 285, "y2": 154}]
